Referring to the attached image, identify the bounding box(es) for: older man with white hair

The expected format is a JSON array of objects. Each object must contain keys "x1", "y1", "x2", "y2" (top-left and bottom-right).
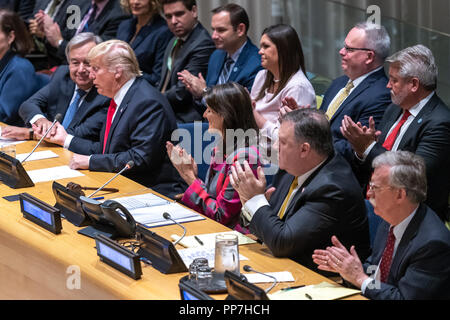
[
  {"x1": 45, "y1": 39, "x2": 184, "y2": 197},
  {"x1": 313, "y1": 151, "x2": 450, "y2": 300},
  {"x1": 341, "y1": 44, "x2": 450, "y2": 222}
]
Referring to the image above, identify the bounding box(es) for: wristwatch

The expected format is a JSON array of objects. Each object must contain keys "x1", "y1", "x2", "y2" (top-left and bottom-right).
[{"x1": 29, "y1": 128, "x2": 34, "y2": 140}]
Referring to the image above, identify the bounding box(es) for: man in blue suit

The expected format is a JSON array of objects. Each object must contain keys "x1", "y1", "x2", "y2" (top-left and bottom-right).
[
  {"x1": 178, "y1": 3, "x2": 262, "y2": 111},
  {"x1": 318, "y1": 22, "x2": 392, "y2": 162},
  {"x1": 43, "y1": 39, "x2": 184, "y2": 198},
  {"x1": 313, "y1": 151, "x2": 450, "y2": 300}
]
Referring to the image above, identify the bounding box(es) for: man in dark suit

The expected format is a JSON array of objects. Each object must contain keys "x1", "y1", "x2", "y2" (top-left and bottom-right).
[
  {"x1": 159, "y1": 0, "x2": 215, "y2": 123},
  {"x1": 341, "y1": 44, "x2": 450, "y2": 221},
  {"x1": 41, "y1": 0, "x2": 129, "y2": 65},
  {"x1": 230, "y1": 109, "x2": 370, "y2": 271},
  {"x1": 313, "y1": 151, "x2": 450, "y2": 300},
  {"x1": 178, "y1": 3, "x2": 262, "y2": 111},
  {"x1": 43, "y1": 39, "x2": 184, "y2": 198},
  {"x1": 3, "y1": 33, "x2": 108, "y2": 142},
  {"x1": 316, "y1": 22, "x2": 391, "y2": 162}
]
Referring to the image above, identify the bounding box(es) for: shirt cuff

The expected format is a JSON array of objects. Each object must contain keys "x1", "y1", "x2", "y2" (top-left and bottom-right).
[
  {"x1": 29, "y1": 114, "x2": 46, "y2": 125},
  {"x1": 355, "y1": 141, "x2": 377, "y2": 162},
  {"x1": 243, "y1": 194, "x2": 270, "y2": 219},
  {"x1": 63, "y1": 134, "x2": 74, "y2": 149},
  {"x1": 361, "y1": 277, "x2": 375, "y2": 294}
]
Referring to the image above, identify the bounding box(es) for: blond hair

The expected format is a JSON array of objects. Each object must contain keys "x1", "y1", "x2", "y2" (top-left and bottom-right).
[{"x1": 88, "y1": 39, "x2": 142, "y2": 78}]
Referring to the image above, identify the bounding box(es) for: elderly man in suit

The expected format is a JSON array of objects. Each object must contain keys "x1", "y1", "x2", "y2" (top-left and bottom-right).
[
  {"x1": 317, "y1": 22, "x2": 392, "y2": 162},
  {"x1": 313, "y1": 151, "x2": 450, "y2": 300},
  {"x1": 159, "y1": 0, "x2": 214, "y2": 123},
  {"x1": 230, "y1": 108, "x2": 370, "y2": 272},
  {"x1": 341, "y1": 44, "x2": 450, "y2": 222},
  {"x1": 2, "y1": 32, "x2": 108, "y2": 142},
  {"x1": 177, "y1": 3, "x2": 262, "y2": 113},
  {"x1": 42, "y1": 39, "x2": 184, "y2": 198}
]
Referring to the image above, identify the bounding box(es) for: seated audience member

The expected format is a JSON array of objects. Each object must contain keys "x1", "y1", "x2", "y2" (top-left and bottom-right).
[
  {"x1": 41, "y1": 39, "x2": 183, "y2": 198},
  {"x1": 3, "y1": 33, "x2": 108, "y2": 141},
  {"x1": 0, "y1": 9, "x2": 39, "y2": 126},
  {"x1": 230, "y1": 109, "x2": 370, "y2": 271},
  {"x1": 0, "y1": 0, "x2": 35, "y2": 21},
  {"x1": 40, "y1": 0, "x2": 129, "y2": 66},
  {"x1": 159, "y1": 0, "x2": 214, "y2": 122},
  {"x1": 283, "y1": 22, "x2": 391, "y2": 163},
  {"x1": 313, "y1": 151, "x2": 450, "y2": 300},
  {"x1": 251, "y1": 24, "x2": 316, "y2": 163},
  {"x1": 178, "y1": 3, "x2": 262, "y2": 109},
  {"x1": 166, "y1": 83, "x2": 261, "y2": 233},
  {"x1": 117, "y1": 0, "x2": 172, "y2": 87},
  {"x1": 341, "y1": 44, "x2": 450, "y2": 221}
]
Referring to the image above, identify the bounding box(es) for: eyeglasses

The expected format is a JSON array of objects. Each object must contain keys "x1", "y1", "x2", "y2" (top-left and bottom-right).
[
  {"x1": 342, "y1": 43, "x2": 373, "y2": 53},
  {"x1": 368, "y1": 182, "x2": 392, "y2": 193}
]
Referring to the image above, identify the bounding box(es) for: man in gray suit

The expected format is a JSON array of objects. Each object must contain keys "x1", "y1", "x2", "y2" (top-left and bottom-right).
[{"x1": 159, "y1": 0, "x2": 215, "y2": 123}]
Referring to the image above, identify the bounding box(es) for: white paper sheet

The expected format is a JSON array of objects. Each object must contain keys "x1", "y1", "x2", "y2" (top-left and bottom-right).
[
  {"x1": 26, "y1": 165, "x2": 84, "y2": 183},
  {"x1": 16, "y1": 150, "x2": 59, "y2": 162},
  {"x1": 243, "y1": 271, "x2": 295, "y2": 284},
  {"x1": 171, "y1": 231, "x2": 256, "y2": 248}
]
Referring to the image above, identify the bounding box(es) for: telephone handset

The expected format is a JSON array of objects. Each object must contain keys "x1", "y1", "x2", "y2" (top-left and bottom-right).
[{"x1": 79, "y1": 196, "x2": 136, "y2": 239}]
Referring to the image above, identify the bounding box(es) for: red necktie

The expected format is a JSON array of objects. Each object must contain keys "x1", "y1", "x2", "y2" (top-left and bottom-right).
[
  {"x1": 382, "y1": 110, "x2": 411, "y2": 151},
  {"x1": 379, "y1": 226, "x2": 396, "y2": 283},
  {"x1": 103, "y1": 99, "x2": 117, "y2": 154}
]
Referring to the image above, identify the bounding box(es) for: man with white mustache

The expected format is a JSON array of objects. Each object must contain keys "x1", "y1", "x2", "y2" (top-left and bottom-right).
[{"x1": 340, "y1": 44, "x2": 450, "y2": 222}]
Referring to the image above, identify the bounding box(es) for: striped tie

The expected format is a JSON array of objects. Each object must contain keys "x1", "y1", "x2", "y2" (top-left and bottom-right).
[
  {"x1": 218, "y1": 57, "x2": 234, "y2": 84},
  {"x1": 325, "y1": 81, "x2": 354, "y2": 120}
]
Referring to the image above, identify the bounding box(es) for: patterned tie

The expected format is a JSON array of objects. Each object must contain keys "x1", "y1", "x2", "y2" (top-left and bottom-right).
[
  {"x1": 103, "y1": 99, "x2": 117, "y2": 154},
  {"x1": 325, "y1": 81, "x2": 354, "y2": 120},
  {"x1": 161, "y1": 39, "x2": 183, "y2": 93},
  {"x1": 218, "y1": 56, "x2": 234, "y2": 84},
  {"x1": 382, "y1": 110, "x2": 411, "y2": 151},
  {"x1": 77, "y1": 3, "x2": 97, "y2": 34},
  {"x1": 379, "y1": 226, "x2": 396, "y2": 283},
  {"x1": 277, "y1": 177, "x2": 299, "y2": 220},
  {"x1": 62, "y1": 89, "x2": 86, "y2": 128}
]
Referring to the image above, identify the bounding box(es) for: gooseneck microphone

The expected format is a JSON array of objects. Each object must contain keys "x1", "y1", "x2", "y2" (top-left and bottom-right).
[
  {"x1": 163, "y1": 212, "x2": 186, "y2": 246},
  {"x1": 21, "y1": 113, "x2": 63, "y2": 164},
  {"x1": 243, "y1": 265, "x2": 278, "y2": 293},
  {"x1": 87, "y1": 161, "x2": 134, "y2": 198}
]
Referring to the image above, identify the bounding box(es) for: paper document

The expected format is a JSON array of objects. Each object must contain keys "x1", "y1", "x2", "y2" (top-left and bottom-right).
[
  {"x1": 177, "y1": 246, "x2": 249, "y2": 268},
  {"x1": 113, "y1": 192, "x2": 170, "y2": 210},
  {"x1": 244, "y1": 271, "x2": 295, "y2": 284},
  {"x1": 16, "y1": 150, "x2": 59, "y2": 162},
  {"x1": 27, "y1": 165, "x2": 84, "y2": 183},
  {"x1": 171, "y1": 231, "x2": 256, "y2": 248},
  {"x1": 126, "y1": 202, "x2": 204, "y2": 227},
  {"x1": 268, "y1": 281, "x2": 361, "y2": 300}
]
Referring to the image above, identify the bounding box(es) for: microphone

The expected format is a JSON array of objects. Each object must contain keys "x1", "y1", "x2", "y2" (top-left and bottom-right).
[
  {"x1": 87, "y1": 161, "x2": 134, "y2": 198},
  {"x1": 21, "y1": 113, "x2": 63, "y2": 164},
  {"x1": 243, "y1": 265, "x2": 278, "y2": 293},
  {"x1": 163, "y1": 212, "x2": 186, "y2": 246}
]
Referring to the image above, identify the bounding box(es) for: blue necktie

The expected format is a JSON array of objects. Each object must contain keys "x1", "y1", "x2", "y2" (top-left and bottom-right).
[
  {"x1": 218, "y1": 56, "x2": 234, "y2": 84},
  {"x1": 62, "y1": 89, "x2": 86, "y2": 128}
]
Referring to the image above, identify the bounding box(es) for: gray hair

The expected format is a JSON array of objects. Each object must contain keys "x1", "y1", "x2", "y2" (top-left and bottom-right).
[
  {"x1": 280, "y1": 109, "x2": 334, "y2": 157},
  {"x1": 87, "y1": 39, "x2": 142, "y2": 78},
  {"x1": 354, "y1": 22, "x2": 391, "y2": 61},
  {"x1": 386, "y1": 44, "x2": 438, "y2": 91},
  {"x1": 372, "y1": 151, "x2": 427, "y2": 204},
  {"x1": 65, "y1": 32, "x2": 102, "y2": 61}
]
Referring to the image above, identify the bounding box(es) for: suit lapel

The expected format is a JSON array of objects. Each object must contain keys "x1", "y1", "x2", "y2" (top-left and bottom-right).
[
  {"x1": 388, "y1": 204, "x2": 425, "y2": 282},
  {"x1": 211, "y1": 51, "x2": 227, "y2": 85},
  {"x1": 378, "y1": 105, "x2": 403, "y2": 143},
  {"x1": 228, "y1": 40, "x2": 250, "y2": 82},
  {"x1": 104, "y1": 80, "x2": 137, "y2": 153},
  {"x1": 58, "y1": 74, "x2": 75, "y2": 118},
  {"x1": 396, "y1": 93, "x2": 438, "y2": 150}
]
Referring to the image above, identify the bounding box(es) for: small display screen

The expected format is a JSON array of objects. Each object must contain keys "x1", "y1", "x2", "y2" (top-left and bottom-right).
[
  {"x1": 182, "y1": 291, "x2": 200, "y2": 300},
  {"x1": 97, "y1": 241, "x2": 133, "y2": 272},
  {"x1": 23, "y1": 199, "x2": 53, "y2": 225}
]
